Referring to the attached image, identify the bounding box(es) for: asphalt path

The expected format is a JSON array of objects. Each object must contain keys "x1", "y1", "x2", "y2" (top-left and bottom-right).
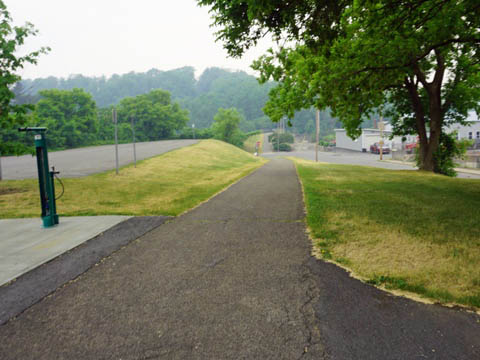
[
  {"x1": 0, "y1": 159, "x2": 478, "y2": 359},
  {"x1": 1, "y1": 139, "x2": 198, "y2": 180}
]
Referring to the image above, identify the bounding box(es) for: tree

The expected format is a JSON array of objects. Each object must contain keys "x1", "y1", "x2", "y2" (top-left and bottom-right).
[
  {"x1": 0, "y1": 0, "x2": 49, "y2": 155},
  {"x1": 212, "y1": 107, "x2": 244, "y2": 145},
  {"x1": 117, "y1": 89, "x2": 189, "y2": 141},
  {"x1": 34, "y1": 89, "x2": 98, "y2": 149},
  {"x1": 198, "y1": 0, "x2": 480, "y2": 173}
]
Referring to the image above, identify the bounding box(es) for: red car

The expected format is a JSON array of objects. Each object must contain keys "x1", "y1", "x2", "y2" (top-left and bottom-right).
[
  {"x1": 405, "y1": 143, "x2": 418, "y2": 154},
  {"x1": 370, "y1": 143, "x2": 390, "y2": 154}
]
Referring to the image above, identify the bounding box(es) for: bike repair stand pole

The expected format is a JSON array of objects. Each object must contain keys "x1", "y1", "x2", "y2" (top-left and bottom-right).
[{"x1": 19, "y1": 127, "x2": 59, "y2": 228}]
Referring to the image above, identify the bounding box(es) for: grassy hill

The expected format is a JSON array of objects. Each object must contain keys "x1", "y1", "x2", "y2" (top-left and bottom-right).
[{"x1": 0, "y1": 140, "x2": 267, "y2": 218}]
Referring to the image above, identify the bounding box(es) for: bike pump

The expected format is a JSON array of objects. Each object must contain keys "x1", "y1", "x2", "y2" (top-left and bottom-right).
[{"x1": 18, "y1": 127, "x2": 60, "y2": 228}]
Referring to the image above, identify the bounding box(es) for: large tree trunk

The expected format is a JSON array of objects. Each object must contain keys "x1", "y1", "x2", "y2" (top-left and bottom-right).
[
  {"x1": 405, "y1": 77, "x2": 434, "y2": 171},
  {"x1": 409, "y1": 52, "x2": 446, "y2": 172}
]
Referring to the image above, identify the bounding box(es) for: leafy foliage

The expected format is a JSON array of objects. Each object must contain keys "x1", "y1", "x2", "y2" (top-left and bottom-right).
[
  {"x1": 198, "y1": 0, "x2": 480, "y2": 173},
  {"x1": 9, "y1": 89, "x2": 190, "y2": 153},
  {"x1": 0, "y1": 0, "x2": 49, "y2": 155},
  {"x1": 19, "y1": 67, "x2": 197, "y2": 108},
  {"x1": 428, "y1": 132, "x2": 470, "y2": 177},
  {"x1": 15, "y1": 66, "x2": 339, "y2": 137},
  {"x1": 268, "y1": 132, "x2": 294, "y2": 144},
  {"x1": 117, "y1": 89, "x2": 189, "y2": 141},
  {"x1": 211, "y1": 108, "x2": 245, "y2": 146},
  {"x1": 34, "y1": 89, "x2": 97, "y2": 148},
  {"x1": 272, "y1": 142, "x2": 292, "y2": 152}
]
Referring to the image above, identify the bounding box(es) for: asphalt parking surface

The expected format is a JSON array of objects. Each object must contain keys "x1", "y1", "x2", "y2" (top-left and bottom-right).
[{"x1": 1, "y1": 139, "x2": 198, "y2": 179}]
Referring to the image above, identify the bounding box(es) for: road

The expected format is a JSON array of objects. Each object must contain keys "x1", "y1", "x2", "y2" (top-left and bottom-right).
[
  {"x1": 262, "y1": 133, "x2": 480, "y2": 179},
  {"x1": 0, "y1": 139, "x2": 198, "y2": 180},
  {"x1": 0, "y1": 159, "x2": 478, "y2": 359}
]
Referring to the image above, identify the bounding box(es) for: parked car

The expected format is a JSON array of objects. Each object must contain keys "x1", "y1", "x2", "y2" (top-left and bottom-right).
[
  {"x1": 370, "y1": 142, "x2": 390, "y2": 154},
  {"x1": 405, "y1": 142, "x2": 418, "y2": 154}
]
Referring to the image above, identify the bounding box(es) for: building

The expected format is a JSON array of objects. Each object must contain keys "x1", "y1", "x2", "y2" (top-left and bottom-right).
[
  {"x1": 446, "y1": 112, "x2": 480, "y2": 141},
  {"x1": 335, "y1": 124, "x2": 415, "y2": 152},
  {"x1": 335, "y1": 112, "x2": 480, "y2": 152}
]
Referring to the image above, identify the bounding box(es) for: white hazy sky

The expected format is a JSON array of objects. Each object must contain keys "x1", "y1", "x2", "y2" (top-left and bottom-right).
[{"x1": 6, "y1": 0, "x2": 274, "y2": 80}]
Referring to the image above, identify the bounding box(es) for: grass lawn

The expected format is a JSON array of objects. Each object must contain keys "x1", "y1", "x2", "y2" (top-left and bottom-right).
[
  {"x1": 243, "y1": 133, "x2": 263, "y2": 154},
  {"x1": 292, "y1": 158, "x2": 480, "y2": 309},
  {"x1": 0, "y1": 140, "x2": 267, "y2": 218}
]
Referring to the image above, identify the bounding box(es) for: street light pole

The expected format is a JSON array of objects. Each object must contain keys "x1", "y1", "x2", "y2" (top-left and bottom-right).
[
  {"x1": 277, "y1": 120, "x2": 280, "y2": 152},
  {"x1": 316, "y1": 109, "x2": 320, "y2": 162},
  {"x1": 379, "y1": 117, "x2": 384, "y2": 161},
  {"x1": 131, "y1": 117, "x2": 136, "y2": 168},
  {"x1": 113, "y1": 108, "x2": 119, "y2": 175}
]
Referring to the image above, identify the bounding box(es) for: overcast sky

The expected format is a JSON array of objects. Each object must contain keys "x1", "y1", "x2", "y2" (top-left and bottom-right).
[{"x1": 6, "y1": 0, "x2": 274, "y2": 80}]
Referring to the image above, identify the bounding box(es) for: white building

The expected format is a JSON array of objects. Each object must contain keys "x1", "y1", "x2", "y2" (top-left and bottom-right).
[
  {"x1": 335, "y1": 112, "x2": 480, "y2": 152},
  {"x1": 446, "y1": 112, "x2": 480, "y2": 141},
  {"x1": 335, "y1": 124, "x2": 415, "y2": 152}
]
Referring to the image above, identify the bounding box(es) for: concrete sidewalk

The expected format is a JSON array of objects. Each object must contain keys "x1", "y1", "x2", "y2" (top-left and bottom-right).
[{"x1": 0, "y1": 216, "x2": 131, "y2": 286}]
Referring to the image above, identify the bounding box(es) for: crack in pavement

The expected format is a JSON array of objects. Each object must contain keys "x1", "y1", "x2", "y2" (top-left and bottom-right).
[{"x1": 2, "y1": 158, "x2": 475, "y2": 359}]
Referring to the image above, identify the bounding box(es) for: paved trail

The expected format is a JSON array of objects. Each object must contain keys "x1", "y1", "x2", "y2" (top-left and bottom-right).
[{"x1": 0, "y1": 159, "x2": 478, "y2": 359}]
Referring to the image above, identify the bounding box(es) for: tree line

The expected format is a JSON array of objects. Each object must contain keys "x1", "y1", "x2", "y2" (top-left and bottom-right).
[{"x1": 12, "y1": 66, "x2": 341, "y2": 146}]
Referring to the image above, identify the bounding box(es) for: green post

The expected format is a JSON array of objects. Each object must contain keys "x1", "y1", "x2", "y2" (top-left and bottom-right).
[{"x1": 19, "y1": 127, "x2": 59, "y2": 228}]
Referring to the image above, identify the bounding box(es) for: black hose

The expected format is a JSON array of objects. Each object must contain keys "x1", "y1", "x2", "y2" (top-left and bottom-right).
[{"x1": 54, "y1": 174, "x2": 65, "y2": 200}]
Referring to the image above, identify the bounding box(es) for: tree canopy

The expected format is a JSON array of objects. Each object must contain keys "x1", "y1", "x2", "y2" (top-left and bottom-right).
[
  {"x1": 199, "y1": 0, "x2": 480, "y2": 172},
  {"x1": 212, "y1": 107, "x2": 244, "y2": 146},
  {"x1": 0, "y1": 0, "x2": 49, "y2": 154},
  {"x1": 34, "y1": 88, "x2": 98, "y2": 148},
  {"x1": 117, "y1": 89, "x2": 189, "y2": 141}
]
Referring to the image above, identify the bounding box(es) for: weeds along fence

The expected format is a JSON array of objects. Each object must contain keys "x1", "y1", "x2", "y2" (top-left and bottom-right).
[
  {"x1": 455, "y1": 152, "x2": 480, "y2": 169},
  {"x1": 392, "y1": 149, "x2": 480, "y2": 169},
  {"x1": 391, "y1": 149, "x2": 415, "y2": 162}
]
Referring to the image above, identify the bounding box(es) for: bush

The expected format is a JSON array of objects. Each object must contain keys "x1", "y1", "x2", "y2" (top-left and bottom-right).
[
  {"x1": 272, "y1": 142, "x2": 292, "y2": 151},
  {"x1": 416, "y1": 132, "x2": 471, "y2": 177},
  {"x1": 245, "y1": 130, "x2": 262, "y2": 137},
  {"x1": 269, "y1": 132, "x2": 294, "y2": 144}
]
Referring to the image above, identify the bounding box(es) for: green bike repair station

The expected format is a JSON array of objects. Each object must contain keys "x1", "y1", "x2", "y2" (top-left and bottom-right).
[{"x1": 19, "y1": 127, "x2": 60, "y2": 228}]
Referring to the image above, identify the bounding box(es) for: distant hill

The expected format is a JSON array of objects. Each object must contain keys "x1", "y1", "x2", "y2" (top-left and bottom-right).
[{"x1": 13, "y1": 66, "x2": 339, "y2": 135}]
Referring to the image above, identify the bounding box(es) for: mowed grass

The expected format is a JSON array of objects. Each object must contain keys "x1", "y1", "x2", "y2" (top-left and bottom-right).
[
  {"x1": 0, "y1": 140, "x2": 267, "y2": 218},
  {"x1": 243, "y1": 133, "x2": 263, "y2": 154},
  {"x1": 292, "y1": 158, "x2": 480, "y2": 309}
]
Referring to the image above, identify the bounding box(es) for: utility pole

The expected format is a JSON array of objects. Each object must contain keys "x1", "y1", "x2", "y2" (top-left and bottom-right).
[
  {"x1": 192, "y1": 123, "x2": 195, "y2": 140},
  {"x1": 131, "y1": 117, "x2": 136, "y2": 168},
  {"x1": 277, "y1": 120, "x2": 280, "y2": 152},
  {"x1": 0, "y1": 153, "x2": 2, "y2": 180},
  {"x1": 113, "y1": 108, "x2": 119, "y2": 174},
  {"x1": 379, "y1": 117, "x2": 384, "y2": 161},
  {"x1": 315, "y1": 109, "x2": 320, "y2": 162}
]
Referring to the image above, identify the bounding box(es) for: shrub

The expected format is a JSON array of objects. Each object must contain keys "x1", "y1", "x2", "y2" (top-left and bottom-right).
[
  {"x1": 272, "y1": 142, "x2": 292, "y2": 151},
  {"x1": 269, "y1": 132, "x2": 294, "y2": 144}
]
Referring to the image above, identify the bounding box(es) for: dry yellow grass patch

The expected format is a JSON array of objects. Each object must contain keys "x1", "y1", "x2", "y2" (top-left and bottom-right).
[
  {"x1": 293, "y1": 157, "x2": 480, "y2": 309},
  {"x1": 328, "y1": 212, "x2": 480, "y2": 299}
]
